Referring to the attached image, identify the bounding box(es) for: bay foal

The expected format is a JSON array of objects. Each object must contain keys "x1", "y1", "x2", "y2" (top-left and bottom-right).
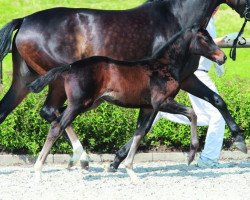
[{"x1": 28, "y1": 28, "x2": 226, "y2": 182}]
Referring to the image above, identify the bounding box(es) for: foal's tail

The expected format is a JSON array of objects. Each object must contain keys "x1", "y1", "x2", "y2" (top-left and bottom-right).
[
  {"x1": 0, "y1": 18, "x2": 24, "y2": 87},
  {"x1": 28, "y1": 65, "x2": 71, "y2": 93}
]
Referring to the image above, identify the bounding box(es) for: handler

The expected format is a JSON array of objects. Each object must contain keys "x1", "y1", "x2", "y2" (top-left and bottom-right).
[{"x1": 153, "y1": 9, "x2": 239, "y2": 168}]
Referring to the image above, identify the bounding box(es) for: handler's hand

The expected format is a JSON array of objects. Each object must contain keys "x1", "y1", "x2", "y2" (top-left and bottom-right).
[{"x1": 223, "y1": 32, "x2": 239, "y2": 43}]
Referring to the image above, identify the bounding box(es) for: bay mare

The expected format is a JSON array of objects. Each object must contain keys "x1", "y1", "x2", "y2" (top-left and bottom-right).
[
  {"x1": 0, "y1": 0, "x2": 248, "y2": 171},
  {"x1": 28, "y1": 27, "x2": 226, "y2": 181}
]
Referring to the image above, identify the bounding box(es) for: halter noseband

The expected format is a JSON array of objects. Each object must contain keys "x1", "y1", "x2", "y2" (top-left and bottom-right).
[{"x1": 244, "y1": 0, "x2": 250, "y2": 20}]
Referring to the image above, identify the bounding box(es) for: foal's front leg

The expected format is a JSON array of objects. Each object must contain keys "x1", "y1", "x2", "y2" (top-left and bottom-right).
[
  {"x1": 159, "y1": 98, "x2": 198, "y2": 164},
  {"x1": 124, "y1": 109, "x2": 157, "y2": 183}
]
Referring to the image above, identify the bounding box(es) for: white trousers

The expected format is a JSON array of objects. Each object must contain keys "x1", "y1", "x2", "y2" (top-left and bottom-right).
[{"x1": 153, "y1": 71, "x2": 225, "y2": 161}]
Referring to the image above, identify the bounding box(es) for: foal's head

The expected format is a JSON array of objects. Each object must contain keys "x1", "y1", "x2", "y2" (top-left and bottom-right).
[{"x1": 189, "y1": 28, "x2": 226, "y2": 65}]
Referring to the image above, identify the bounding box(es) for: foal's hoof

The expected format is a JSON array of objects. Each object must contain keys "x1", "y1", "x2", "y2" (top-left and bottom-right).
[
  {"x1": 80, "y1": 160, "x2": 90, "y2": 170},
  {"x1": 35, "y1": 171, "x2": 42, "y2": 183},
  {"x1": 187, "y1": 151, "x2": 196, "y2": 165},
  {"x1": 233, "y1": 135, "x2": 248, "y2": 154},
  {"x1": 67, "y1": 161, "x2": 76, "y2": 170},
  {"x1": 104, "y1": 164, "x2": 117, "y2": 173},
  {"x1": 126, "y1": 168, "x2": 140, "y2": 184}
]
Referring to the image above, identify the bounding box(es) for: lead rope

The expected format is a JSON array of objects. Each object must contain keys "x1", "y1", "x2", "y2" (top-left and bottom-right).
[
  {"x1": 229, "y1": 18, "x2": 247, "y2": 61},
  {"x1": 229, "y1": 0, "x2": 250, "y2": 61}
]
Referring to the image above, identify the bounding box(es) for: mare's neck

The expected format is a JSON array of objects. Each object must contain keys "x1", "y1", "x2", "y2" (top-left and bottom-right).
[{"x1": 163, "y1": 0, "x2": 219, "y2": 28}]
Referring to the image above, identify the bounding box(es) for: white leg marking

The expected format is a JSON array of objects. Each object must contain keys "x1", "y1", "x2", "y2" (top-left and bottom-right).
[
  {"x1": 71, "y1": 140, "x2": 84, "y2": 163},
  {"x1": 65, "y1": 126, "x2": 89, "y2": 169},
  {"x1": 126, "y1": 168, "x2": 140, "y2": 184},
  {"x1": 34, "y1": 159, "x2": 43, "y2": 183}
]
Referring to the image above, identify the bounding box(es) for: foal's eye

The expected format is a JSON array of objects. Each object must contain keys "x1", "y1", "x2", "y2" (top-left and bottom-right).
[{"x1": 201, "y1": 36, "x2": 209, "y2": 43}]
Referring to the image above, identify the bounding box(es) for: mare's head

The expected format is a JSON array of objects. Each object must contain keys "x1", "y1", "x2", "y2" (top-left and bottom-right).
[
  {"x1": 189, "y1": 28, "x2": 226, "y2": 65},
  {"x1": 225, "y1": 0, "x2": 250, "y2": 19}
]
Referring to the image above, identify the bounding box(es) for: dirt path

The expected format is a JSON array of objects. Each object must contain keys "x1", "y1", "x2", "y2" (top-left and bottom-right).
[{"x1": 1, "y1": 161, "x2": 250, "y2": 200}]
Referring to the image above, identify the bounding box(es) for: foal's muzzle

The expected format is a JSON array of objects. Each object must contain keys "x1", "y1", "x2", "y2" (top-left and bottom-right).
[{"x1": 216, "y1": 55, "x2": 227, "y2": 66}]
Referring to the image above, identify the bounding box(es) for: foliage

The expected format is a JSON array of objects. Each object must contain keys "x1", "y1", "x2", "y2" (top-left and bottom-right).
[
  {"x1": 0, "y1": 1, "x2": 249, "y2": 154},
  {"x1": 0, "y1": 74, "x2": 249, "y2": 154}
]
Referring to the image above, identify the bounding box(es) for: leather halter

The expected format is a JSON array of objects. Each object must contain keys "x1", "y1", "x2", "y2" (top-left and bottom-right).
[
  {"x1": 244, "y1": 0, "x2": 250, "y2": 20},
  {"x1": 229, "y1": 0, "x2": 250, "y2": 60}
]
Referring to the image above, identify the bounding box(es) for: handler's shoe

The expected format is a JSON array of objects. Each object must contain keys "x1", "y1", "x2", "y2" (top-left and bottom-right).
[{"x1": 196, "y1": 157, "x2": 236, "y2": 168}]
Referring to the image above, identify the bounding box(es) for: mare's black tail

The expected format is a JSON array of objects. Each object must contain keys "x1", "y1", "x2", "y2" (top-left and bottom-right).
[
  {"x1": 0, "y1": 18, "x2": 24, "y2": 87},
  {"x1": 0, "y1": 18, "x2": 23, "y2": 61},
  {"x1": 28, "y1": 65, "x2": 71, "y2": 93}
]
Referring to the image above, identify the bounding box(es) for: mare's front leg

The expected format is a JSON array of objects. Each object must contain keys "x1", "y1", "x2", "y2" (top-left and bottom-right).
[
  {"x1": 124, "y1": 109, "x2": 157, "y2": 183},
  {"x1": 181, "y1": 74, "x2": 247, "y2": 153},
  {"x1": 159, "y1": 98, "x2": 198, "y2": 164}
]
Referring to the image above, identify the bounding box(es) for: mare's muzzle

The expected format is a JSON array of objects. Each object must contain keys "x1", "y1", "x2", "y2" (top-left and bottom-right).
[{"x1": 245, "y1": 9, "x2": 250, "y2": 21}]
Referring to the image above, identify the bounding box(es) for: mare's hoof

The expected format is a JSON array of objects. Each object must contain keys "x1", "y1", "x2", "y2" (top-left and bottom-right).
[
  {"x1": 232, "y1": 135, "x2": 248, "y2": 154},
  {"x1": 80, "y1": 160, "x2": 90, "y2": 170},
  {"x1": 233, "y1": 141, "x2": 248, "y2": 154}
]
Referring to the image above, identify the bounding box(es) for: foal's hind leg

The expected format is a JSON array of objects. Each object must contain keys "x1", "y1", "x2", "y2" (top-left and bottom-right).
[
  {"x1": 159, "y1": 98, "x2": 198, "y2": 164},
  {"x1": 107, "y1": 108, "x2": 152, "y2": 172},
  {"x1": 124, "y1": 109, "x2": 157, "y2": 183},
  {"x1": 40, "y1": 81, "x2": 89, "y2": 170},
  {"x1": 34, "y1": 103, "x2": 85, "y2": 181},
  {"x1": 0, "y1": 45, "x2": 38, "y2": 123}
]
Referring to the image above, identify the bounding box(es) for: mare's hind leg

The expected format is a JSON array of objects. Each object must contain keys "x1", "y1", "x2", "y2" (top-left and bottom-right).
[
  {"x1": 123, "y1": 109, "x2": 157, "y2": 183},
  {"x1": 181, "y1": 74, "x2": 247, "y2": 153},
  {"x1": 0, "y1": 45, "x2": 38, "y2": 123},
  {"x1": 159, "y1": 98, "x2": 198, "y2": 164}
]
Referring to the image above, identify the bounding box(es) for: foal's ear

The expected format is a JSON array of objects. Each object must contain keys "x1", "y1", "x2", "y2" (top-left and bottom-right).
[{"x1": 191, "y1": 26, "x2": 199, "y2": 33}]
